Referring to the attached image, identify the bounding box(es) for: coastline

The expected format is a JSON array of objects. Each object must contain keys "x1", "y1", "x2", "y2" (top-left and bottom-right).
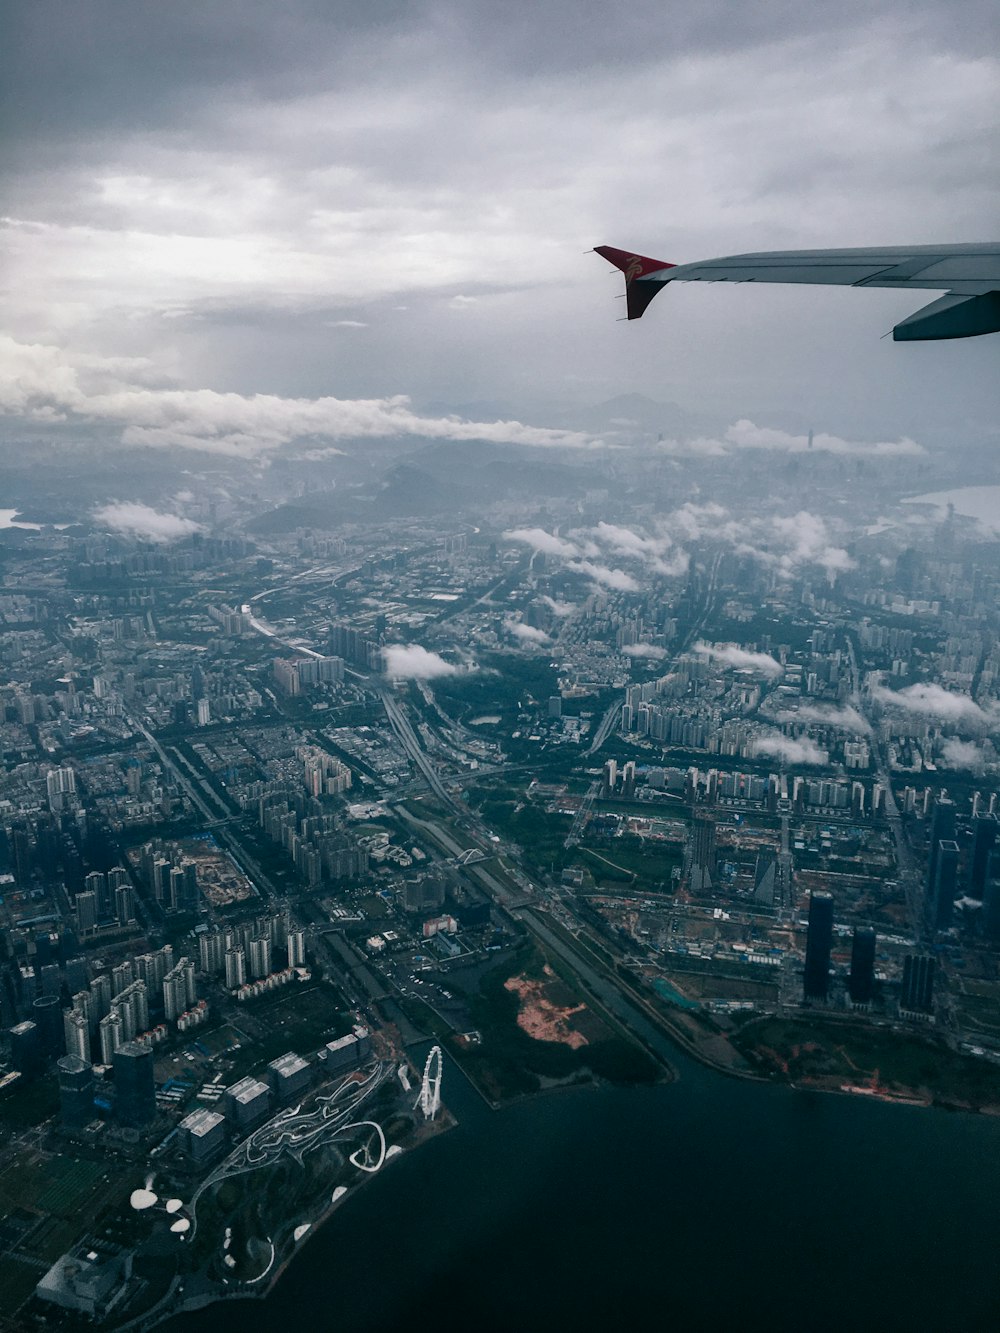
[{"x1": 136, "y1": 1109, "x2": 456, "y2": 1332}]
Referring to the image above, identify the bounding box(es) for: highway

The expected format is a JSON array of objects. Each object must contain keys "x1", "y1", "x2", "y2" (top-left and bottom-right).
[
  {"x1": 587, "y1": 549, "x2": 723, "y2": 756},
  {"x1": 845, "y1": 635, "x2": 923, "y2": 941},
  {"x1": 126, "y1": 708, "x2": 281, "y2": 902}
]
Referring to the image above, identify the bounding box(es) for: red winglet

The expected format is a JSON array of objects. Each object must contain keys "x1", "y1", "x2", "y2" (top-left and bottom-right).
[{"x1": 594, "y1": 245, "x2": 675, "y2": 319}]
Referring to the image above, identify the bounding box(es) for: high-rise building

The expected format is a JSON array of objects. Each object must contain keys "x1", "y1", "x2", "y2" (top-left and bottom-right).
[
  {"x1": 32, "y1": 994, "x2": 63, "y2": 1061},
  {"x1": 114, "y1": 1042, "x2": 156, "y2": 1128},
  {"x1": 803, "y1": 892, "x2": 834, "y2": 1000},
  {"x1": 63, "y1": 1008, "x2": 91, "y2": 1062},
  {"x1": 689, "y1": 816, "x2": 716, "y2": 894},
  {"x1": 981, "y1": 851, "x2": 1000, "y2": 941},
  {"x1": 224, "y1": 947, "x2": 246, "y2": 990},
  {"x1": 753, "y1": 852, "x2": 777, "y2": 907},
  {"x1": 114, "y1": 884, "x2": 134, "y2": 926},
  {"x1": 848, "y1": 927, "x2": 877, "y2": 1005},
  {"x1": 901, "y1": 954, "x2": 935, "y2": 1015},
  {"x1": 89, "y1": 974, "x2": 112, "y2": 1022},
  {"x1": 99, "y1": 1011, "x2": 124, "y2": 1064},
  {"x1": 111, "y1": 960, "x2": 134, "y2": 997},
  {"x1": 75, "y1": 891, "x2": 97, "y2": 936},
  {"x1": 287, "y1": 929, "x2": 306, "y2": 969},
  {"x1": 266, "y1": 1051, "x2": 311, "y2": 1104},
  {"x1": 927, "y1": 797, "x2": 956, "y2": 895},
  {"x1": 10, "y1": 1020, "x2": 42, "y2": 1077},
  {"x1": 970, "y1": 816, "x2": 997, "y2": 900},
  {"x1": 178, "y1": 1107, "x2": 227, "y2": 1163},
  {"x1": 245, "y1": 937, "x2": 268, "y2": 980},
  {"x1": 58, "y1": 1055, "x2": 94, "y2": 1129},
  {"x1": 222, "y1": 1076, "x2": 271, "y2": 1131},
  {"x1": 162, "y1": 959, "x2": 196, "y2": 1021},
  {"x1": 199, "y1": 930, "x2": 225, "y2": 975},
  {"x1": 932, "y1": 839, "x2": 960, "y2": 930}
]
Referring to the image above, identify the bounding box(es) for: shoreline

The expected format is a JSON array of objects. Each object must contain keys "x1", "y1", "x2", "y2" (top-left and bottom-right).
[{"x1": 130, "y1": 1109, "x2": 456, "y2": 1332}]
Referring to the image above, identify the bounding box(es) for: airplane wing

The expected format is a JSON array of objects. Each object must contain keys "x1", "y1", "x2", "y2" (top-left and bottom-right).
[{"x1": 595, "y1": 243, "x2": 1000, "y2": 340}]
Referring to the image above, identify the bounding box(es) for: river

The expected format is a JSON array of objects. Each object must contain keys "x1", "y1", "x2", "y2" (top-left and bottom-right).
[{"x1": 165, "y1": 1038, "x2": 1000, "y2": 1332}]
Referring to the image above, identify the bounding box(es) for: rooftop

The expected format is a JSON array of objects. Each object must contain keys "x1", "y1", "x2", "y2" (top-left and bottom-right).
[
  {"x1": 226, "y1": 1075, "x2": 269, "y2": 1104},
  {"x1": 180, "y1": 1107, "x2": 226, "y2": 1136},
  {"x1": 268, "y1": 1050, "x2": 309, "y2": 1078}
]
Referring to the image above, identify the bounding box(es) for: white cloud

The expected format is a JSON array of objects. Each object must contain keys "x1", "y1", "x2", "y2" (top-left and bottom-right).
[
  {"x1": 694, "y1": 641, "x2": 783, "y2": 678},
  {"x1": 92, "y1": 501, "x2": 203, "y2": 543},
  {"x1": 540, "y1": 595, "x2": 574, "y2": 617},
  {"x1": 766, "y1": 511, "x2": 855, "y2": 580},
  {"x1": 662, "y1": 502, "x2": 729, "y2": 541},
  {"x1": 504, "y1": 527, "x2": 580, "y2": 558},
  {"x1": 592, "y1": 521, "x2": 667, "y2": 560},
  {"x1": 939, "y1": 738, "x2": 989, "y2": 772},
  {"x1": 753, "y1": 732, "x2": 828, "y2": 766},
  {"x1": 773, "y1": 703, "x2": 871, "y2": 734},
  {"x1": 382, "y1": 644, "x2": 462, "y2": 680},
  {"x1": 623, "y1": 642, "x2": 669, "y2": 660},
  {"x1": 566, "y1": 560, "x2": 640, "y2": 592},
  {"x1": 725, "y1": 420, "x2": 924, "y2": 458},
  {"x1": 504, "y1": 618, "x2": 550, "y2": 645},
  {"x1": 325, "y1": 319, "x2": 368, "y2": 328},
  {"x1": 651, "y1": 549, "x2": 690, "y2": 577},
  {"x1": 0, "y1": 336, "x2": 600, "y2": 457},
  {"x1": 654, "y1": 424, "x2": 924, "y2": 461},
  {"x1": 873, "y1": 683, "x2": 998, "y2": 728}
]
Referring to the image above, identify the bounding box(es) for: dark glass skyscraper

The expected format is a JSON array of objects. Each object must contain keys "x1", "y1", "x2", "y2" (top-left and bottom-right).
[
  {"x1": 58, "y1": 1054, "x2": 94, "y2": 1129},
  {"x1": 848, "y1": 927, "x2": 876, "y2": 1005},
  {"x1": 31, "y1": 993, "x2": 63, "y2": 1062},
  {"x1": 927, "y1": 798, "x2": 956, "y2": 899},
  {"x1": 982, "y1": 851, "x2": 1000, "y2": 941},
  {"x1": 901, "y1": 955, "x2": 935, "y2": 1014},
  {"x1": 932, "y1": 839, "x2": 960, "y2": 930},
  {"x1": 803, "y1": 892, "x2": 834, "y2": 1000},
  {"x1": 113, "y1": 1041, "x2": 155, "y2": 1127},
  {"x1": 970, "y1": 816, "x2": 997, "y2": 900}
]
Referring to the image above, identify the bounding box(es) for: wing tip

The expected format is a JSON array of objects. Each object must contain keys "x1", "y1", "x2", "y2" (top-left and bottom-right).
[{"x1": 595, "y1": 246, "x2": 675, "y2": 319}]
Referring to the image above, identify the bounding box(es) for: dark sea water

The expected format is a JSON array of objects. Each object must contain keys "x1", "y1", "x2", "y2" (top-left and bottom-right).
[{"x1": 168, "y1": 1046, "x2": 1000, "y2": 1333}]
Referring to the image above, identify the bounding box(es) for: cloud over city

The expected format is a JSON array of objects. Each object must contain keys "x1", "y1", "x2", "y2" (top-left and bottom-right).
[
  {"x1": 92, "y1": 501, "x2": 203, "y2": 543},
  {"x1": 873, "y1": 683, "x2": 999, "y2": 728},
  {"x1": 382, "y1": 644, "x2": 463, "y2": 680},
  {"x1": 694, "y1": 642, "x2": 784, "y2": 678},
  {"x1": 753, "y1": 733, "x2": 828, "y2": 766}
]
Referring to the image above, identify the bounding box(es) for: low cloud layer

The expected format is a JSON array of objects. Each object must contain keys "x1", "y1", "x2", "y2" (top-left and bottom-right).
[
  {"x1": 0, "y1": 336, "x2": 598, "y2": 457},
  {"x1": 774, "y1": 702, "x2": 871, "y2": 735},
  {"x1": 92, "y1": 501, "x2": 203, "y2": 543},
  {"x1": 567, "y1": 559, "x2": 640, "y2": 592},
  {"x1": 505, "y1": 517, "x2": 689, "y2": 591},
  {"x1": 939, "y1": 738, "x2": 990, "y2": 772},
  {"x1": 623, "y1": 642, "x2": 669, "y2": 660},
  {"x1": 504, "y1": 618, "x2": 550, "y2": 646},
  {"x1": 504, "y1": 527, "x2": 579, "y2": 558},
  {"x1": 694, "y1": 642, "x2": 784, "y2": 678},
  {"x1": 382, "y1": 644, "x2": 462, "y2": 680},
  {"x1": 753, "y1": 732, "x2": 828, "y2": 766},
  {"x1": 873, "y1": 682, "x2": 999, "y2": 728}
]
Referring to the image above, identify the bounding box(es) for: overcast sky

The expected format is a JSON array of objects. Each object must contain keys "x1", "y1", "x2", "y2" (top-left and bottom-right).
[{"x1": 2, "y1": 0, "x2": 998, "y2": 459}]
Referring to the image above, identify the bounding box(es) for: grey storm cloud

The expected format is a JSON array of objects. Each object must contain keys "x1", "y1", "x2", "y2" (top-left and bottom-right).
[{"x1": 1, "y1": 0, "x2": 997, "y2": 436}]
